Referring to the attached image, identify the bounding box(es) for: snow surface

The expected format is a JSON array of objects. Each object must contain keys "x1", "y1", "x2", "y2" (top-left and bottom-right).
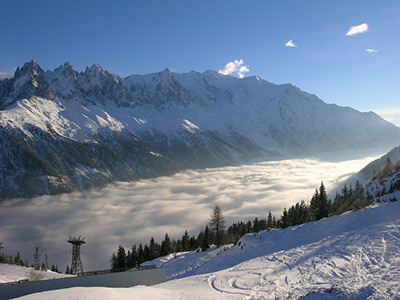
[
  {"x1": 0, "y1": 264, "x2": 72, "y2": 284},
  {"x1": 6, "y1": 202, "x2": 400, "y2": 300}
]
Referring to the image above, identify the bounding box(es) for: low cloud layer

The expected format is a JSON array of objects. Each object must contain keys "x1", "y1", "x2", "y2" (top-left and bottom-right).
[
  {"x1": 218, "y1": 59, "x2": 250, "y2": 78},
  {"x1": 346, "y1": 23, "x2": 369, "y2": 36},
  {"x1": 0, "y1": 155, "x2": 377, "y2": 271}
]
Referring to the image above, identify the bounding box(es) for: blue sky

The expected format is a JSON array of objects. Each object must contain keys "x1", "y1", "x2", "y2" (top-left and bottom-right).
[{"x1": 1, "y1": 0, "x2": 399, "y2": 124}]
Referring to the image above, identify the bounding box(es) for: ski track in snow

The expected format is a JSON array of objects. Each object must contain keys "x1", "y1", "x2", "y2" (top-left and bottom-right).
[
  {"x1": 191, "y1": 227, "x2": 399, "y2": 299},
  {"x1": 152, "y1": 202, "x2": 400, "y2": 300},
  {"x1": 4, "y1": 203, "x2": 400, "y2": 300}
]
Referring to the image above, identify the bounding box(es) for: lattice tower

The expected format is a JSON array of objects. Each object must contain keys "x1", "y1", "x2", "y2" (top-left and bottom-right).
[{"x1": 67, "y1": 236, "x2": 85, "y2": 275}]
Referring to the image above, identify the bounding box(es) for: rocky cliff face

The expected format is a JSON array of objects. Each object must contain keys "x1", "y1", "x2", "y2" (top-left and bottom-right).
[{"x1": 0, "y1": 60, "x2": 399, "y2": 200}]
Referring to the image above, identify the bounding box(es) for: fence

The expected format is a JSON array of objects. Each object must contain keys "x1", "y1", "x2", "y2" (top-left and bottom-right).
[{"x1": 0, "y1": 266, "x2": 165, "y2": 300}]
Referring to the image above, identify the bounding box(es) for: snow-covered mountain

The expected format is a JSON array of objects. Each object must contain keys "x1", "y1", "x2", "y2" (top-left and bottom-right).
[
  {"x1": 332, "y1": 145, "x2": 400, "y2": 197},
  {"x1": 1, "y1": 60, "x2": 399, "y2": 200}
]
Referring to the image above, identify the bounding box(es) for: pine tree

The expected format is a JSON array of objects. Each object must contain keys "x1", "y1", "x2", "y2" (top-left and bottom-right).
[
  {"x1": 310, "y1": 182, "x2": 330, "y2": 220},
  {"x1": 116, "y1": 245, "x2": 126, "y2": 269},
  {"x1": 160, "y1": 233, "x2": 172, "y2": 256},
  {"x1": 310, "y1": 188, "x2": 319, "y2": 220},
  {"x1": 149, "y1": 237, "x2": 159, "y2": 260},
  {"x1": 382, "y1": 158, "x2": 394, "y2": 178},
  {"x1": 202, "y1": 226, "x2": 210, "y2": 251},
  {"x1": 209, "y1": 205, "x2": 226, "y2": 246},
  {"x1": 267, "y1": 210, "x2": 273, "y2": 228},
  {"x1": 128, "y1": 245, "x2": 138, "y2": 267},
  {"x1": 318, "y1": 182, "x2": 330, "y2": 219},
  {"x1": 281, "y1": 208, "x2": 289, "y2": 228},
  {"x1": 137, "y1": 244, "x2": 145, "y2": 265},
  {"x1": 181, "y1": 230, "x2": 190, "y2": 251},
  {"x1": 253, "y1": 218, "x2": 260, "y2": 233}
]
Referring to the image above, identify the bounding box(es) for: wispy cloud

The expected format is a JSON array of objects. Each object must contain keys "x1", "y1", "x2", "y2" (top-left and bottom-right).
[
  {"x1": 0, "y1": 156, "x2": 376, "y2": 271},
  {"x1": 366, "y1": 49, "x2": 379, "y2": 53},
  {"x1": 346, "y1": 23, "x2": 369, "y2": 36},
  {"x1": 218, "y1": 59, "x2": 250, "y2": 78},
  {"x1": 285, "y1": 40, "x2": 297, "y2": 48}
]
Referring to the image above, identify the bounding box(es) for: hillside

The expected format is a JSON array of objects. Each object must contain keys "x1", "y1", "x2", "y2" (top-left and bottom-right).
[
  {"x1": 4, "y1": 201, "x2": 399, "y2": 299},
  {"x1": 1, "y1": 60, "x2": 399, "y2": 199},
  {"x1": 0, "y1": 264, "x2": 71, "y2": 284}
]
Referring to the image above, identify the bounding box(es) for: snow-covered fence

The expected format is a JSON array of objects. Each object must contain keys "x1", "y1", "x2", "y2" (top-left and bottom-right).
[{"x1": 0, "y1": 266, "x2": 165, "y2": 300}]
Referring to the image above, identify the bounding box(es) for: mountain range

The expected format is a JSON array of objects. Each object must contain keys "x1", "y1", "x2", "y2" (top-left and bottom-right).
[{"x1": 1, "y1": 60, "x2": 399, "y2": 200}]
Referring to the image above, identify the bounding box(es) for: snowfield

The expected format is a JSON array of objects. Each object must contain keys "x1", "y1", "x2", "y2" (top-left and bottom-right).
[
  {"x1": 5, "y1": 201, "x2": 400, "y2": 300},
  {"x1": 0, "y1": 264, "x2": 72, "y2": 284}
]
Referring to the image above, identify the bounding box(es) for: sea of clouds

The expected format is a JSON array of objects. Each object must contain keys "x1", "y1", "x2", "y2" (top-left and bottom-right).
[{"x1": 0, "y1": 154, "x2": 378, "y2": 271}]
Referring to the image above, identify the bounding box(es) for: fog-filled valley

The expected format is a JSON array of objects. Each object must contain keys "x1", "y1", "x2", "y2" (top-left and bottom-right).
[{"x1": 0, "y1": 152, "x2": 379, "y2": 271}]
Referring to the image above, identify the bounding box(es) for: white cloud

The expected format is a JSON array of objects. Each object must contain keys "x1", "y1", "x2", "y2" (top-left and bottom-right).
[
  {"x1": 0, "y1": 155, "x2": 378, "y2": 272},
  {"x1": 366, "y1": 49, "x2": 379, "y2": 53},
  {"x1": 218, "y1": 59, "x2": 250, "y2": 78},
  {"x1": 285, "y1": 40, "x2": 297, "y2": 48},
  {"x1": 346, "y1": 23, "x2": 369, "y2": 36}
]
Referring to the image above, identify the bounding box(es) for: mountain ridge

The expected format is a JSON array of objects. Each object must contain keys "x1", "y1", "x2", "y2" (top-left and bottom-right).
[{"x1": 1, "y1": 60, "x2": 399, "y2": 200}]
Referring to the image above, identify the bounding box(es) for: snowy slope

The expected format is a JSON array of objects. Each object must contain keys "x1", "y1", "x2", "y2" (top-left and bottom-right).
[
  {"x1": 0, "y1": 264, "x2": 72, "y2": 284},
  {"x1": 10, "y1": 202, "x2": 400, "y2": 300},
  {"x1": 1, "y1": 60, "x2": 399, "y2": 199}
]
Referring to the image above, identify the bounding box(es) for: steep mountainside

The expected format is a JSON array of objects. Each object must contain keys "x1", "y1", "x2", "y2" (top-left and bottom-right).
[
  {"x1": 333, "y1": 145, "x2": 400, "y2": 194},
  {"x1": 1, "y1": 60, "x2": 399, "y2": 200}
]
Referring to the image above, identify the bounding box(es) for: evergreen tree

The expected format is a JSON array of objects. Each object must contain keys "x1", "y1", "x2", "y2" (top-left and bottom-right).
[
  {"x1": 382, "y1": 158, "x2": 394, "y2": 179},
  {"x1": 267, "y1": 210, "x2": 273, "y2": 228},
  {"x1": 318, "y1": 182, "x2": 330, "y2": 219},
  {"x1": 281, "y1": 208, "x2": 289, "y2": 228},
  {"x1": 181, "y1": 231, "x2": 190, "y2": 251},
  {"x1": 189, "y1": 236, "x2": 196, "y2": 250},
  {"x1": 310, "y1": 188, "x2": 320, "y2": 220},
  {"x1": 143, "y1": 244, "x2": 151, "y2": 262},
  {"x1": 137, "y1": 244, "x2": 145, "y2": 265},
  {"x1": 160, "y1": 233, "x2": 172, "y2": 256},
  {"x1": 209, "y1": 205, "x2": 226, "y2": 246},
  {"x1": 128, "y1": 245, "x2": 138, "y2": 267},
  {"x1": 116, "y1": 245, "x2": 127, "y2": 269},
  {"x1": 202, "y1": 226, "x2": 210, "y2": 251},
  {"x1": 14, "y1": 252, "x2": 22, "y2": 266},
  {"x1": 149, "y1": 237, "x2": 159, "y2": 260}
]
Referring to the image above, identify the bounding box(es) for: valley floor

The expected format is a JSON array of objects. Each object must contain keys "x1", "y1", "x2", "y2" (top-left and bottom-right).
[{"x1": 4, "y1": 202, "x2": 400, "y2": 300}]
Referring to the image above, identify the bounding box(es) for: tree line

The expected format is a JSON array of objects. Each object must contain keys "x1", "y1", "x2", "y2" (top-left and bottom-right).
[
  {"x1": 110, "y1": 205, "x2": 226, "y2": 269},
  {"x1": 0, "y1": 246, "x2": 60, "y2": 273},
  {"x1": 110, "y1": 179, "x2": 388, "y2": 270}
]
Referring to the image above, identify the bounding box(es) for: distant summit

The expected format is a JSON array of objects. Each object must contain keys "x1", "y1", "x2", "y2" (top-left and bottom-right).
[{"x1": 0, "y1": 60, "x2": 399, "y2": 199}]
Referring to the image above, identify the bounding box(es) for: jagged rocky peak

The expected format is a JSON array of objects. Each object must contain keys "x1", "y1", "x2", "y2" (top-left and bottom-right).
[
  {"x1": 85, "y1": 63, "x2": 104, "y2": 74},
  {"x1": 82, "y1": 63, "x2": 120, "y2": 83},
  {"x1": 153, "y1": 67, "x2": 178, "y2": 84},
  {"x1": 14, "y1": 60, "x2": 45, "y2": 83},
  {"x1": 0, "y1": 60, "x2": 55, "y2": 108},
  {"x1": 53, "y1": 62, "x2": 77, "y2": 77}
]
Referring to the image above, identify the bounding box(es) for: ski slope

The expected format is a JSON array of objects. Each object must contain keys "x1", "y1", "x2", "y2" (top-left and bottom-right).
[
  {"x1": 0, "y1": 264, "x2": 72, "y2": 284},
  {"x1": 5, "y1": 201, "x2": 400, "y2": 299}
]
